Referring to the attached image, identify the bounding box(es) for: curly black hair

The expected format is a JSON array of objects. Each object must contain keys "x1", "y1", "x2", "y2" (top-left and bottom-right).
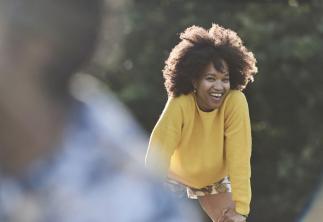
[{"x1": 163, "y1": 24, "x2": 258, "y2": 97}]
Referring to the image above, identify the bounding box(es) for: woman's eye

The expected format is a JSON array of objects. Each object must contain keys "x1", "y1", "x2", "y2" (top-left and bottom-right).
[
  {"x1": 206, "y1": 77, "x2": 215, "y2": 81},
  {"x1": 223, "y1": 79, "x2": 230, "y2": 83}
]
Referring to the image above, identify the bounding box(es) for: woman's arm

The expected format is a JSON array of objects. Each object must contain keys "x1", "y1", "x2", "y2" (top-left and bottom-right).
[
  {"x1": 224, "y1": 90, "x2": 252, "y2": 216},
  {"x1": 145, "y1": 97, "x2": 183, "y2": 179}
]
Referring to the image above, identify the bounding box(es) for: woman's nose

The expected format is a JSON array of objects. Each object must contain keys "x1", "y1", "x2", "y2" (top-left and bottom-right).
[{"x1": 213, "y1": 80, "x2": 223, "y2": 90}]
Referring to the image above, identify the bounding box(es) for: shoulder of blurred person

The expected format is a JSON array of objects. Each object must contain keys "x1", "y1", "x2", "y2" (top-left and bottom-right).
[{"x1": 0, "y1": 74, "x2": 202, "y2": 222}]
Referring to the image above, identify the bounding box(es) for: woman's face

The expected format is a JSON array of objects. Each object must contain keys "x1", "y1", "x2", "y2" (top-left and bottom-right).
[{"x1": 192, "y1": 61, "x2": 230, "y2": 111}]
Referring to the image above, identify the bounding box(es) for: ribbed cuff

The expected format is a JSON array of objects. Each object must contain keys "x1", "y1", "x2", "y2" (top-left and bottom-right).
[{"x1": 235, "y1": 202, "x2": 250, "y2": 217}]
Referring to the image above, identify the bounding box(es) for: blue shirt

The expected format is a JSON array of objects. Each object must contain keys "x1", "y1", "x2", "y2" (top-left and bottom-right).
[{"x1": 0, "y1": 81, "x2": 201, "y2": 222}]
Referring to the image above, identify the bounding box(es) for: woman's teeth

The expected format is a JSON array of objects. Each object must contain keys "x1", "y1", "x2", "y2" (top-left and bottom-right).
[{"x1": 210, "y1": 93, "x2": 222, "y2": 98}]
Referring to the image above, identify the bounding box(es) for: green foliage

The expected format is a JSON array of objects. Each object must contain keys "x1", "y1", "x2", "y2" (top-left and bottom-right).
[{"x1": 104, "y1": 1, "x2": 323, "y2": 221}]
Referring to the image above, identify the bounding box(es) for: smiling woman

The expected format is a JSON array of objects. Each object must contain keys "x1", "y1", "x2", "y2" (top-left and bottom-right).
[{"x1": 145, "y1": 23, "x2": 258, "y2": 222}]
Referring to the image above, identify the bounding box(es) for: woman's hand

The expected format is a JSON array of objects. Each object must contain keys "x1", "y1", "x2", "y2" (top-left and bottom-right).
[{"x1": 218, "y1": 208, "x2": 246, "y2": 222}]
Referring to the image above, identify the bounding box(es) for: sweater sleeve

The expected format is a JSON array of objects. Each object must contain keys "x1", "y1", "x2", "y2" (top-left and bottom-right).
[
  {"x1": 224, "y1": 91, "x2": 252, "y2": 216},
  {"x1": 145, "y1": 97, "x2": 183, "y2": 179}
]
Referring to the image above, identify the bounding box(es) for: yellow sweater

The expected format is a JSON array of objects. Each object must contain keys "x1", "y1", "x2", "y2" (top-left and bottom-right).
[{"x1": 145, "y1": 90, "x2": 252, "y2": 215}]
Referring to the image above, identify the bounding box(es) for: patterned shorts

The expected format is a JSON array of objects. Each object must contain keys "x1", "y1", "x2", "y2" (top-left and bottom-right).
[{"x1": 166, "y1": 177, "x2": 231, "y2": 199}]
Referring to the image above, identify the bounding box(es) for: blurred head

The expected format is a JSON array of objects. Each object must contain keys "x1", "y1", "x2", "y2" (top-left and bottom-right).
[
  {"x1": 0, "y1": 0, "x2": 104, "y2": 175},
  {"x1": 163, "y1": 24, "x2": 258, "y2": 99},
  {"x1": 0, "y1": 0, "x2": 104, "y2": 101}
]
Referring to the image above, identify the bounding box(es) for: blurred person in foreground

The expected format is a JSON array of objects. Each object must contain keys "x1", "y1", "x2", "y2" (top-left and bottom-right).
[
  {"x1": 145, "y1": 24, "x2": 258, "y2": 222},
  {"x1": 0, "y1": 0, "x2": 202, "y2": 221}
]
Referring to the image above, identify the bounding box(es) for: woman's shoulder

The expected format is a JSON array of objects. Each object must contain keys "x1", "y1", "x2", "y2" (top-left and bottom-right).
[
  {"x1": 225, "y1": 90, "x2": 247, "y2": 103},
  {"x1": 223, "y1": 90, "x2": 248, "y2": 111},
  {"x1": 164, "y1": 93, "x2": 195, "y2": 116},
  {"x1": 168, "y1": 93, "x2": 195, "y2": 107}
]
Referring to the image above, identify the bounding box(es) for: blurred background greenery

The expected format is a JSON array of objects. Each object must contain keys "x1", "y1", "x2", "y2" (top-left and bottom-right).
[{"x1": 92, "y1": 0, "x2": 323, "y2": 221}]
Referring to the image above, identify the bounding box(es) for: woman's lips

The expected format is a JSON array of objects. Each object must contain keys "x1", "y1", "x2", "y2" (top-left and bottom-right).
[{"x1": 210, "y1": 92, "x2": 223, "y2": 102}]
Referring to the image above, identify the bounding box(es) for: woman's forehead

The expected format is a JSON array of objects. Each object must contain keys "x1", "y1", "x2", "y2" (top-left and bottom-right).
[{"x1": 201, "y1": 61, "x2": 229, "y2": 75}]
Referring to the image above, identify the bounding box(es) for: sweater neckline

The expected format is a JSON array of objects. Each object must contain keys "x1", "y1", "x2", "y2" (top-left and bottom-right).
[{"x1": 192, "y1": 93, "x2": 218, "y2": 118}]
